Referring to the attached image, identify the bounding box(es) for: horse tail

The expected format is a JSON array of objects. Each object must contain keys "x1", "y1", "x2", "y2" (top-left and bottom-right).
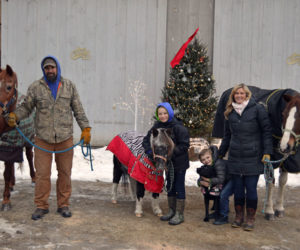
[{"x1": 113, "y1": 155, "x2": 131, "y2": 195}]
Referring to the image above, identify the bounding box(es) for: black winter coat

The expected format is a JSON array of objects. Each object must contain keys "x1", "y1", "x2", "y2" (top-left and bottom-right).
[
  {"x1": 142, "y1": 118, "x2": 190, "y2": 171},
  {"x1": 197, "y1": 145, "x2": 227, "y2": 187},
  {"x1": 218, "y1": 98, "x2": 273, "y2": 176}
]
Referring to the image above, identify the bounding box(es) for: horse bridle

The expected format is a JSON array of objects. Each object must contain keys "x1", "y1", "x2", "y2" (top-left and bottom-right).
[
  {"x1": 151, "y1": 142, "x2": 169, "y2": 170},
  {"x1": 153, "y1": 153, "x2": 167, "y2": 163},
  {"x1": 281, "y1": 127, "x2": 300, "y2": 151},
  {"x1": 0, "y1": 88, "x2": 17, "y2": 115}
]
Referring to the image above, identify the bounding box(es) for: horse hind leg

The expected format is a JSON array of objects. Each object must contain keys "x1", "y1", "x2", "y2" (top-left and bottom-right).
[
  {"x1": 9, "y1": 163, "x2": 15, "y2": 191},
  {"x1": 2, "y1": 162, "x2": 13, "y2": 211},
  {"x1": 151, "y1": 193, "x2": 162, "y2": 217},
  {"x1": 111, "y1": 183, "x2": 118, "y2": 204},
  {"x1": 274, "y1": 170, "x2": 288, "y2": 217},
  {"x1": 111, "y1": 155, "x2": 124, "y2": 204}
]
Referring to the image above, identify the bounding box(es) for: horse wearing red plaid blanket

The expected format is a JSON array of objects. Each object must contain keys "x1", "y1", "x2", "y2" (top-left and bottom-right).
[
  {"x1": 0, "y1": 65, "x2": 35, "y2": 211},
  {"x1": 107, "y1": 128, "x2": 174, "y2": 217}
]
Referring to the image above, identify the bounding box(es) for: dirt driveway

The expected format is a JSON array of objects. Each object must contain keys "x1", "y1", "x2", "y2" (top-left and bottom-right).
[{"x1": 1, "y1": 179, "x2": 300, "y2": 250}]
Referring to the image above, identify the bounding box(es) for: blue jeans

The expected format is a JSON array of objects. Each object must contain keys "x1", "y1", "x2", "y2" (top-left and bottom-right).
[
  {"x1": 219, "y1": 179, "x2": 234, "y2": 217},
  {"x1": 232, "y1": 174, "x2": 259, "y2": 209},
  {"x1": 166, "y1": 169, "x2": 186, "y2": 199}
]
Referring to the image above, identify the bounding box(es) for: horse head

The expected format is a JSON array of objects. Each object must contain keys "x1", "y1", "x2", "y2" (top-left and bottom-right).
[
  {"x1": 150, "y1": 128, "x2": 175, "y2": 172},
  {"x1": 0, "y1": 65, "x2": 18, "y2": 134},
  {"x1": 280, "y1": 94, "x2": 300, "y2": 154}
]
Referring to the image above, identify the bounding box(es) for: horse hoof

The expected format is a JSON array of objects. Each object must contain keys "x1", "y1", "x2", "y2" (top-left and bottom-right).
[
  {"x1": 135, "y1": 213, "x2": 143, "y2": 218},
  {"x1": 1, "y1": 203, "x2": 12, "y2": 211},
  {"x1": 275, "y1": 210, "x2": 284, "y2": 217},
  {"x1": 111, "y1": 199, "x2": 117, "y2": 204},
  {"x1": 264, "y1": 213, "x2": 275, "y2": 220},
  {"x1": 156, "y1": 213, "x2": 163, "y2": 217}
]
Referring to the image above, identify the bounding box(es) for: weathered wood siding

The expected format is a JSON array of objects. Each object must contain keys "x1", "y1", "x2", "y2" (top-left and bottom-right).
[
  {"x1": 1, "y1": 0, "x2": 167, "y2": 145},
  {"x1": 213, "y1": 0, "x2": 300, "y2": 96}
]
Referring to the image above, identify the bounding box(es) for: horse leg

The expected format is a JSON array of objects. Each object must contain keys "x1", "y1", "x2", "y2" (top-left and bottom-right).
[
  {"x1": 135, "y1": 181, "x2": 145, "y2": 217},
  {"x1": 2, "y1": 162, "x2": 13, "y2": 211},
  {"x1": 112, "y1": 155, "x2": 129, "y2": 204},
  {"x1": 129, "y1": 177, "x2": 136, "y2": 201},
  {"x1": 274, "y1": 169, "x2": 288, "y2": 217},
  {"x1": 9, "y1": 163, "x2": 15, "y2": 191},
  {"x1": 264, "y1": 180, "x2": 275, "y2": 220},
  {"x1": 25, "y1": 146, "x2": 35, "y2": 185},
  {"x1": 111, "y1": 156, "x2": 123, "y2": 203},
  {"x1": 151, "y1": 193, "x2": 162, "y2": 217}
]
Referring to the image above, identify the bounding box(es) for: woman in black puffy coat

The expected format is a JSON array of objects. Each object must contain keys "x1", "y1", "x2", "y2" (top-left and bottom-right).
[
  {"x1": 218, "y1": 83, "x2": 273, "y2": 231},
  {"x1": 142, "y1": 102, "x2": 190, "y2": 226}
]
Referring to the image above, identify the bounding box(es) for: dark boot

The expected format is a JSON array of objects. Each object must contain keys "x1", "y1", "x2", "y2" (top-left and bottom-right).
[
  {"x1": 160, "y1": 196, "x2": 176, "y2": 221},
  {"x1": 31, "y1": 208, "x2": 49, "y2": 220},
  {"x1": 232, "y1": 205, "x2": 244, "y2": 228},
  {"x1": 208, "y1": 211, "x2": 218, "y2": 220},
  {"x1": 213, "y1": 215, "x2": 228, "y2": 225},
  {"x1": 57, "y1": 206, "x2": 72, "y2": 218},
  {"x1": 169, "y1": 199, "x2": 185, "y2": 225},
  {"x1": 243, "y1": 207, "x2": 256, "y2": 231}
]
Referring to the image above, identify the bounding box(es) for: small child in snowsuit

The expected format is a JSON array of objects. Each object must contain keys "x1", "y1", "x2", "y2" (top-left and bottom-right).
[{"x1": 197, "y1": 146, "x2": 226, "y2": 221}]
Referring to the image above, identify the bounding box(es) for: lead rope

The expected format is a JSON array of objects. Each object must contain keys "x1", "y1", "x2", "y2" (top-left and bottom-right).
[
  {"x1": 262, "y1": 155, "x2": 289, "y2": 214},
  {"x1": 163, "y1": 161, "x2": 174, "y2": 193},
  {"x1": 15, "y1": 126, "x2": 93, "y2": 171},
  {"x1": 262, "y1": 161, "x2": 274, "y2": 214}
]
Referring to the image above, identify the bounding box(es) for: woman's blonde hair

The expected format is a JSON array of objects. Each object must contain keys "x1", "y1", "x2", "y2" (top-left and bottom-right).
[{"x1": 224, "y1": 83, "x2": 252, "y2": 120}]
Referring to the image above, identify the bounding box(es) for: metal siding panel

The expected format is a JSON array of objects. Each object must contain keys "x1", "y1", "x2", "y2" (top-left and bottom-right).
[
  {"x1": 213, "y1": 0, "x2": 300, "y2": 96},
  {"x1": 1, "y1": 0, "x2": 167, "y2": 146}
]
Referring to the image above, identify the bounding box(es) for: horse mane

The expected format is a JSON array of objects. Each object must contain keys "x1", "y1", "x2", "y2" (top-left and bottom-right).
[{"x1": 161, "y1": 128, "x2": 175, "y2": 158}]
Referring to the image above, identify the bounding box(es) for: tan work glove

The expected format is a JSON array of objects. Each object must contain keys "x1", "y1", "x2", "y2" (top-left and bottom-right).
[
  {"x1": 80, "y1": 127, "x2": 91, "y2": 144},
  {"x1": 6, "y1": 112, "x2": 17, "y2": 127},
  {"x1": 261, "y1": 154, "x2": 270, "y2": 163}
]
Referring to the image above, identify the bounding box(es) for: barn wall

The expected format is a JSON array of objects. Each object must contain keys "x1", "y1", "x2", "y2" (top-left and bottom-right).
[
  {"x1": 213, "y1": 0, "x2": 300, "y2": 96},
  {"x1": 166, "y1": 0, "x2": 215, "y2": 78},
  {"x1": 1, "y1": 0, "x2": 168, "y2": 145}
]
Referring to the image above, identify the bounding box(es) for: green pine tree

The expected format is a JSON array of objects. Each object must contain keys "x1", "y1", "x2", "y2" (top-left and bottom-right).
[{"x1": 162, "y1": 38, "x2": 218, "y2": 139}]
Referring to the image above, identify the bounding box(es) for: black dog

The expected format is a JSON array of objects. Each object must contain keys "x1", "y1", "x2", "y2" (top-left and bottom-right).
[{"x1": 197, "y1": 165, "x2": 220, "y2": 222}]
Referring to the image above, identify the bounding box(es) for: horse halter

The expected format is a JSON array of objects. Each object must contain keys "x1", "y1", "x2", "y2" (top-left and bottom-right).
[
  {"x1": 0, "y1": 88, "x2": 17, "y2": 115},
  {"x1": 153, "y1": 153, "x2": 167, "y2": 163},
  {"x1": 281, "y1": 127, "x2": 300, "y2": 151}
]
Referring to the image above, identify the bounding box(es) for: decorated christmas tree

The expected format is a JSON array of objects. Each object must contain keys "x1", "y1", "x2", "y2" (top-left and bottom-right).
[{"x1": 162, "y1": 37, "x2": 218, "y2": 138}]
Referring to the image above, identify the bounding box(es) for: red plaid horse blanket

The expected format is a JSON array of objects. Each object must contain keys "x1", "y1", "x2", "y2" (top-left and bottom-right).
[{"x1": 107, "y1": 131, "x2": 164, "y2": 193}]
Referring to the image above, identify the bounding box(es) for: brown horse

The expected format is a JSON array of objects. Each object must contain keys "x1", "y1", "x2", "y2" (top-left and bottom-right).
[
  {"x1": 264, "y1": 94, "x2": 300, "y2": 219},
  {"x1": 0, "y1": 65, "x2": 18, "y2": 134},
  {"x1": 0, "y1": 65, "x2": 35, "y2": 211}
]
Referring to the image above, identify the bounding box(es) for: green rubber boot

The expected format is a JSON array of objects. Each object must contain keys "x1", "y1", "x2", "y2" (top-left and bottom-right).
[
  {"x1": 169, "y1": 199, "x2": 185, "y2": 225},
  {"x1": 160, "y1": 196, "x2": 176, "y2": 221}
]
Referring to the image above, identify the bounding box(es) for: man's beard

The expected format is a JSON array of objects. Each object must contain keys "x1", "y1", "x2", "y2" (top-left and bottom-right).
[{"x1": 46, "y1": 73, "x2": 57, "y2": 82}]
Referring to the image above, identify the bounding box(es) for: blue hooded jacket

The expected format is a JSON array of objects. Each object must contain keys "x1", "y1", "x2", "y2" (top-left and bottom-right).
[
  {"x1": 155, "y1": 102, "x2": 174, "y2": 122},
  {"x1": 41, "y1": 55, "x2": 61, "y2": 100}
]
